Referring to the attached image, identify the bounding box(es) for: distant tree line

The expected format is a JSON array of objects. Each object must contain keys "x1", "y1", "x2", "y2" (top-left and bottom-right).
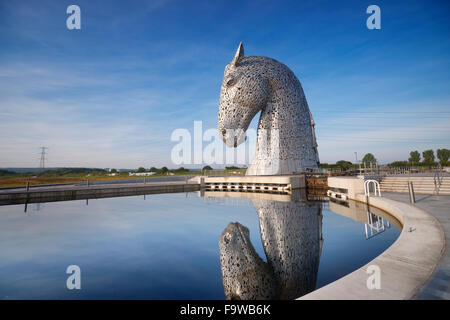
[
  {"x1": 0, "y1": 169, "x2": 16, "y2": 176},
  {"x1": 390, "y1": 149, "x2": 449, "y2": 167},
  {"x1": 320, "y1": 153, "x2": 376, "y2": 171},
  {"x1": 40, "y1": 168, "x2": 107, "y2": 176},
  {"x1": 319, "y1": 149, "x2": 449, "y2": 171},
  {"x1": 0, "y1": 168, "x2": 108, "y2": 177},
  {"x1": 200, "y1": 165, "x2": 248, "y2": 173},
  {"x1": 320, "y1": 160, "x2": 357, "y2": 171},
  {"x1": 122, "y1": 166, "x2": 193, "y2": 175}
]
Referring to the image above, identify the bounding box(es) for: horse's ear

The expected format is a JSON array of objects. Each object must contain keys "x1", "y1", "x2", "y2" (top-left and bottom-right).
[{"x1": 231, "y1": 42, "x2": 244, "y2": 66}]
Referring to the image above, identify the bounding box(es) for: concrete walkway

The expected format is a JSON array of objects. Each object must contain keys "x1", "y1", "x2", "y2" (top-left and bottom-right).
[
  {"x1": 383, "y1": 192, "x2": 450, "y2": 300},
  {"x1": 0, "y1": 180, "x2": 200, "y2": 206}
]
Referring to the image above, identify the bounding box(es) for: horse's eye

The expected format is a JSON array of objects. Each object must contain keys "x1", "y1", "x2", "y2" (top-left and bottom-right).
[{"x1": 226, "y1": 78, "x2": 235, "y2": 87}]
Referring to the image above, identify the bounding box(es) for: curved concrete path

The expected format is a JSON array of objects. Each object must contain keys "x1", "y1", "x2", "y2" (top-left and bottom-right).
[
  {"x1": 383, "y1": 193, "x2": 450, "y2": 300},
  {"x1": 299, "y1": 195, "x2": 445, "y2": 300}
]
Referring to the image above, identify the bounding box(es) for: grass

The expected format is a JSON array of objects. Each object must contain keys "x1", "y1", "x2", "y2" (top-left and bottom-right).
[{"x1": 0, "y1": 171, "x2": 202, "y2": 188}]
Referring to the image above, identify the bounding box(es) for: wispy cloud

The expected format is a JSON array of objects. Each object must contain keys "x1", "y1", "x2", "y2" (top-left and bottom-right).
[{"x1": 0, "y1": 0, "x2": 449, "y2": 168}]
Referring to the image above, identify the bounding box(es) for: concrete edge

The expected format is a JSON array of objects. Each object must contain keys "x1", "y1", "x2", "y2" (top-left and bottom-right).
[
  {"x1": 298, "y1": 195, "x2": 445, "y2": 300},
  {"x1": 0, "y1": 183, "x2": 201, "y2": 205},
  {"x1": 204, "y1": 175, "x2": 306, "y2": 189}
]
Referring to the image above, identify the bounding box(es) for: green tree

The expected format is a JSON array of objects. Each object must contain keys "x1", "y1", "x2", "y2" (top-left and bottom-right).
[
  {"x1": 319, "y1": 163, "x2": 330, "y2": 169},
  {"x1": 137, "y1": 167, "x2": 146, "y2": 172},
  {"x1": 110, "y1": 168, "x2": 117, "y2": 173},
  {"x1": 362, "y1": 153, "x2": 377, "y2": 164},
  {"x1": 422, "y1": 150, "x2": 435, "y2": 164},
  {"x1": 161, "y1": 167, "x2": 168, "y2": 173},
  {"x1": 336, "y1": 160, "x2": 352, "y2": 170},
  {"x1": 202, "y1": 165, "x2": 213, "y2": 171},
  {"x1": 389, "y1": 161, "x2": 408, "y2": 167},
  {"x1": 225, "y1": 166, "x2": 240, "y2": 170},
  {"x1": 408, "y1": 151, "x2": 420, "y2": 165},
  {"x1": 437, "y1": 149, "x2": 450, "y2": 166}
]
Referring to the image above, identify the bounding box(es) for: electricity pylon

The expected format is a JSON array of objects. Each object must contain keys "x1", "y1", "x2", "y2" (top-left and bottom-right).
[{"x1": 39, "y1": 147, "x2": 48, "y2": 172}]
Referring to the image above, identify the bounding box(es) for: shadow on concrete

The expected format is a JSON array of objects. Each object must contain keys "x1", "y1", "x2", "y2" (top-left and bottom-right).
[{"x1": 416, "y1": 194, "x2": 433, "y2": 203}]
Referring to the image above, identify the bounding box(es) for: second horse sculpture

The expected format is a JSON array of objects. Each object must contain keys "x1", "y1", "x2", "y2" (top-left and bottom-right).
[{"x1": 218, "y1": 43, "x2": 319, "y2": 175}]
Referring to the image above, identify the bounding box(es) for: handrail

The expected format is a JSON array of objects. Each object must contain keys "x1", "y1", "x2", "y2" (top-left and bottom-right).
[
  {"x1": 433, "y1": 166, "x2": 443, "y2": 194},
  {"x1": 364, "y1": 179, "x2": 381, "y2": 197}
]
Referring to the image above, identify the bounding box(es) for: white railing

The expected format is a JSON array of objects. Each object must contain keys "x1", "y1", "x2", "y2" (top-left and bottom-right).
[
  {"x1": 365, "y1": 211, "x2": 390, "y2": 239},
  {"x1": 364, "y1": 179, "x2": 381, "y2": 197}
]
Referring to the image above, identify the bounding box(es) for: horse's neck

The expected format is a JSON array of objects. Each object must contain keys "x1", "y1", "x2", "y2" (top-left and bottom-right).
[
  {"x1": 248, "y1": 70, "x2": 319, "y2": 174},
  {"x1": 256, "y1": 85, "x2": 304, "y2": 155}
]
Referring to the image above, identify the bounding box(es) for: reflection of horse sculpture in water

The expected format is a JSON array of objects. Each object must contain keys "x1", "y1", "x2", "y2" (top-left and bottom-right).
[
  {"x1": 218, "y1": 43, "x2": 320, "y2": 175},
  {"x1": 219, "y1": 195, "x2": 323, "y2": 300},
  {"x1": 219, "y1": 222, "x2": 278, "y2": 300}
]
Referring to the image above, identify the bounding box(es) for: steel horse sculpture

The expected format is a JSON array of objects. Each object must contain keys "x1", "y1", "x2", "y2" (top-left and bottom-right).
[{"x1": 218, "y1": 42, "x2": 319, "y2": 175}]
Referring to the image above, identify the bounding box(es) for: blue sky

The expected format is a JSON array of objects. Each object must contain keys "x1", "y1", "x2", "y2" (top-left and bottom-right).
[{"x1": 0, "y1": 0, "x2": 449, "y2": 168}]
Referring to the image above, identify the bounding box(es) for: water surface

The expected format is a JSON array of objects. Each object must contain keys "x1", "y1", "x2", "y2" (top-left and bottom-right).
[{"x1": 0, "y1": 191, "x2": 400, "y2": 299}]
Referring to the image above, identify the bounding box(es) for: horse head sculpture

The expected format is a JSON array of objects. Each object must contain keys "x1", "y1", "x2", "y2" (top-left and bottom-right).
[
  {"x1": 218, "y1": 42, "x2": 320, "y2": 175},
  {"x1": 219, "y1": 194, "x2": 323, "y2": 300}
]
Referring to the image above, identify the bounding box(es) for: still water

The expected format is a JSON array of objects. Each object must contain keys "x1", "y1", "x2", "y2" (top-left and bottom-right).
[{"x1": 0, "y1": 191, "x2": 400, "y2": 299}]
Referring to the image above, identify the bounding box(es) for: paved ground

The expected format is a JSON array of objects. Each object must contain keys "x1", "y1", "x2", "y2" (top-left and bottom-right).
[
  {"x1": 383, "y1": 192, "x2": 450, "y2": 300},
  {"x1": 0, "y1": 180, "x2": 197, "y2": 194},
  {"x1": 75, "y1": 175, "x2": 196, "y2": 186},
  {"x1": 0, "y1": 175, "x2": 196, "y2": 192}
]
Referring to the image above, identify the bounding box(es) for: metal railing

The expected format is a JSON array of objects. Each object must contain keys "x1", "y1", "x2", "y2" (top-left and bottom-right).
[
  {"x1": 381, "y1": 165, "x2": 448, "y2": 176},
  {"x1": 365, "y1": 211, "x2": 390, "y2": 240},
  {"x1": 202, "y1": 169, "x2": 246, "y2": 177},
  {"x1": 408, "y1": 181, "x2": 416, "y2": 203},
  {"x1": 364, "y1": 179, "x2": 381, "y2": 197},
  {"x1": 434, "y1": 165, "x2": 444, "y2": 194}
]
